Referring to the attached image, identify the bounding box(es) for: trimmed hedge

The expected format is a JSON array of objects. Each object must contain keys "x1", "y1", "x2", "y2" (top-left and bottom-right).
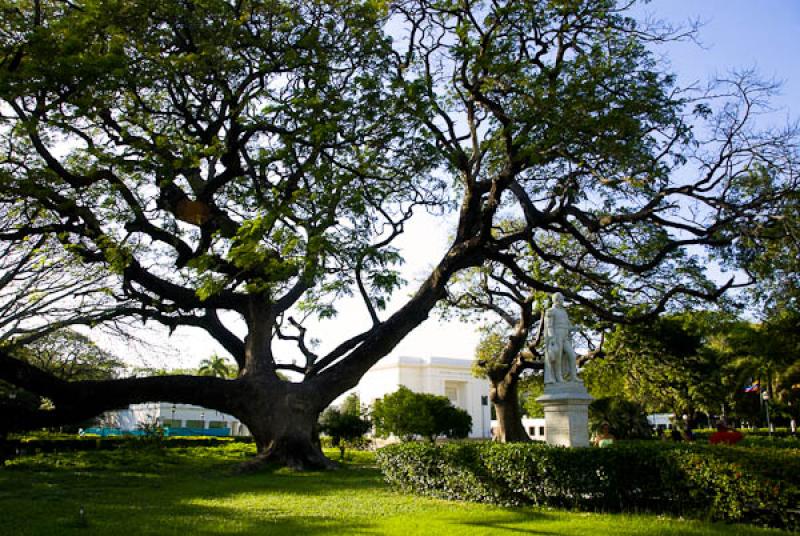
[
  {"x1": 2, "y1": 435, "x2": 253, "y2": 457},
  {"x1": 377, "y1": 441, "x2": 800, "y2": 530},
  {"x1": 693, "y1": 428, "x2": 798, "y2": 441},
  {"x1": 739, "y1": 435, "x2": 800, "y2": 449}
]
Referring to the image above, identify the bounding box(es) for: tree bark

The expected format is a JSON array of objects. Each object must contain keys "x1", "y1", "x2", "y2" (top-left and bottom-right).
[
  {"x1": 490, "y1": 373, "x2": 531, "y2": 443},
  {"x1": 235, "y1": 380, "x2": 336, "y2": 471},
  {"x1": 0, "y1": 216, "x2": 492, "y2": 471},
  {"x1": 0, "y1": 348, "x2": 340, "y2": 470}
]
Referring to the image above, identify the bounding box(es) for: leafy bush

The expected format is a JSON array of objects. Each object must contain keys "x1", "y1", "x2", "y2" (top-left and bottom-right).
[
  {"x1": 372, "y1": 386, "x2": 472, "y2": 441},
  {"x1": 137, "y1": 420, "x2": 166, "y2": 447},
  {"x1": 377, "y1": 441, "x2": 800, "y2": 530},
  {"x1": 739, "y1": 434, "x2": 800, "y2": 449}
]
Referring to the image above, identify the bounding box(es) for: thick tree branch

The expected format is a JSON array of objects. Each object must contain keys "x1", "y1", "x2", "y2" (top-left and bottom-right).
[{"x1": 0, "y1": 348, "x2": 238, "y2": 433}]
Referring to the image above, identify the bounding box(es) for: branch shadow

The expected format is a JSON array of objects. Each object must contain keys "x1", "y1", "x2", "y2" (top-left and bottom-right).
[{"x1": 0, "y1": 447, "x2": 784, "y2": 535}]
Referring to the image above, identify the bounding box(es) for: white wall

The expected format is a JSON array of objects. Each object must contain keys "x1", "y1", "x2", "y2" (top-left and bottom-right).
[{"x1": 491, "y1": 417, "x2": 547, "y2": 441}]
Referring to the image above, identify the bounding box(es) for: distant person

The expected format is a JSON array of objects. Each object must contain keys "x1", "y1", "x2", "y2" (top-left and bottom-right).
[
  {"x1": 592, "y1": 422, "x2": 615, "y2": 447},
  {"x1": 709, "y1": 423, "x2": 744, "y2": 445}
]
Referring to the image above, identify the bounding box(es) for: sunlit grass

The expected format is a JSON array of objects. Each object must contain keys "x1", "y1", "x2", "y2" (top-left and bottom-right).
[{"x1": 0, "y1": 444, "x2": 789, "y2": 535}]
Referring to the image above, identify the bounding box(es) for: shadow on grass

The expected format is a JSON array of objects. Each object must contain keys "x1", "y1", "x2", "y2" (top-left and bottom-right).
[
  {"x1": 454, "y1": 515, "x2": 563, "y2": 535},
  {"x1": 83, "y1": 503, "x2": 381, "y2": 536},
  {"x1": 0, "y1": 448, "x2": 391, "y2": 535},
  {"x1": 0, "y1": 447, "x2": 787, "y2": 536}
]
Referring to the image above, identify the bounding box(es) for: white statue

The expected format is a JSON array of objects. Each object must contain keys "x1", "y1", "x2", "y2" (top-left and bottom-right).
[{"x1": 543, "y1": 292, "x2": 578, "y2": 384}]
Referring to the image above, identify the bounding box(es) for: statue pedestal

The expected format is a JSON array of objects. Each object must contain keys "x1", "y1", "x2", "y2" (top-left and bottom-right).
[{"x1": 536, "y1": 381, "x2": 593, "y2": 448}]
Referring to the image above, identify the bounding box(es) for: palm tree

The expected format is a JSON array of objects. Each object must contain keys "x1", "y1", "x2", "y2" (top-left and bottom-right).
[{"x1": 198, "y1": 354, "x2": 233, "y2": 379}]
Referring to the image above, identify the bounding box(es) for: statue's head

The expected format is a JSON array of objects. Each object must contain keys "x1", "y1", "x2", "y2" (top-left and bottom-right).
[{"x1": 552, "y1": 292, "x2": 564, "y2": 306}]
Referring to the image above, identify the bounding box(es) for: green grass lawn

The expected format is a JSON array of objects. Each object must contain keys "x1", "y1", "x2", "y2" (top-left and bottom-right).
[{"x1": 0, "y1": 443, "x2": 789, "y2": 535}]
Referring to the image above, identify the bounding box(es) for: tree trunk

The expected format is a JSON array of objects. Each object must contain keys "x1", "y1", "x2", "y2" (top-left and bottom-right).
[
  {"x1": 243, "y1": 414, "x2": 335, "y2": 471},
  {"x1": 236, "y1": 381, "x2": 336, "y2": 471},
  {"x1": 0, "y1": 349, "x2": 340, "y2": 471},
  {"x1": 490, "y1": 375, "x2": 531, "y2": 443}
]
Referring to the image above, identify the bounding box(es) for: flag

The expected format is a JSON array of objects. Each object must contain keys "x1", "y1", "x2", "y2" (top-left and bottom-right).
[{"x1": 743, "y1": 383, "x2": 759, "y2": 393}]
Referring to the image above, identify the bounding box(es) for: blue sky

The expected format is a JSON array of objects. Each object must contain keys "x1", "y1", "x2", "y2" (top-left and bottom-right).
[{"x1": 647, "y1": 0, "x2": 799, "y2": 115}]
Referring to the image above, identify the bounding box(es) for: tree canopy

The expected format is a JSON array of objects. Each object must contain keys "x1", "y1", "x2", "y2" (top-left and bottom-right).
[
  {"x1": 582, "y1": 310, "x2": 800, "y2": 427},
  {"x1": 0, "y1": 0, "x2": 796, "y2": 468}
]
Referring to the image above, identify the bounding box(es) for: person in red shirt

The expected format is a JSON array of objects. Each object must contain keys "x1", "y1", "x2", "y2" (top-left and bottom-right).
[{"x1": 709, "y1": 422, "x2": 744, "y2": 445}]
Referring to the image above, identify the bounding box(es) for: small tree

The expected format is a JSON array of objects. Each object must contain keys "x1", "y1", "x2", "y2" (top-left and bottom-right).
[
  {"x1": 372, "y1": 386, "x2": 471, "y2": 442},
  {"x1": 318, "y1": 406, "x2": 370, "y2": 460},
  {"x1": 339, "y1": 393, "x2": 363, "y2": 418},
  {"x1": 197, "y1": 354, "x2": 234, "y2": 379}
]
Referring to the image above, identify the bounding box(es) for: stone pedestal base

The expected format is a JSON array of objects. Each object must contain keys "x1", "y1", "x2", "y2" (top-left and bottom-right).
[{"x1": 536, "y1": 381, "x2": 593, "y2": 448}]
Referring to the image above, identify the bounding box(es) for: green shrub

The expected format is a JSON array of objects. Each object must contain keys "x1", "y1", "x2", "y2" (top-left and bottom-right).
[
  {"x1": 694, "y1": 428, "x2": 797, "y2": 438},
  {"x1": 377, "y1": 441, "x2": 800, "y2": 530},
  {"x1": 739, "y1": 434, "x2": 800, "y2": 449},
  {"x1": 318, "y1": 407, "x2": 371, "y2": 459},
  {"x1": 377, "y1": 441, "x2": 510, "y2": 504},
  {"x1": 372, "y1": 386, "x2": 472, "y2": 442}
]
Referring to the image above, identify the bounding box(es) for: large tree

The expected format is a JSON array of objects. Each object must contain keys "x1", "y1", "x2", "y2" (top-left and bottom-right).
[
  {"x1": 0, "y1": 0, "x2": 795, "y2": 468},
  {"x1": 447, "y1": 228, "x2": 709, "y2": 442},
  {"x1": 448, "y1": 234, "x2": 605, "y2": 442}
]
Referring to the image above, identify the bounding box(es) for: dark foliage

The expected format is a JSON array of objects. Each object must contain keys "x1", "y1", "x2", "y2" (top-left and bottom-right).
[{"x1": 589, "y1": 396, "x2": 653, "y2": 439}]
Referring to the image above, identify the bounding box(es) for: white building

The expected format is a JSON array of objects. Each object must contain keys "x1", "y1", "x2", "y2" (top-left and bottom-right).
[
  {"x1": 107, "y1": 403, "x2": 250, "y2": 436},
  {"x1": 517, "y1": 417, "x2": 547, "y2": 441},
  {"x1": 489, "y1": 417, "x2": 547, "y2": 441},
  {"x1": 354, "y1": 355, "x2": 492, "y2": 438},
  {"x1": 647, "y1": 413, "x2": 675, "y2": 431}
]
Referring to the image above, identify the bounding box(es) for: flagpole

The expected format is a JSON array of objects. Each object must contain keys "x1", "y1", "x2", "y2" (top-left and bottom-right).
[{"x1": 762, "y1": 389, "x2": 772, "y2": 436}]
